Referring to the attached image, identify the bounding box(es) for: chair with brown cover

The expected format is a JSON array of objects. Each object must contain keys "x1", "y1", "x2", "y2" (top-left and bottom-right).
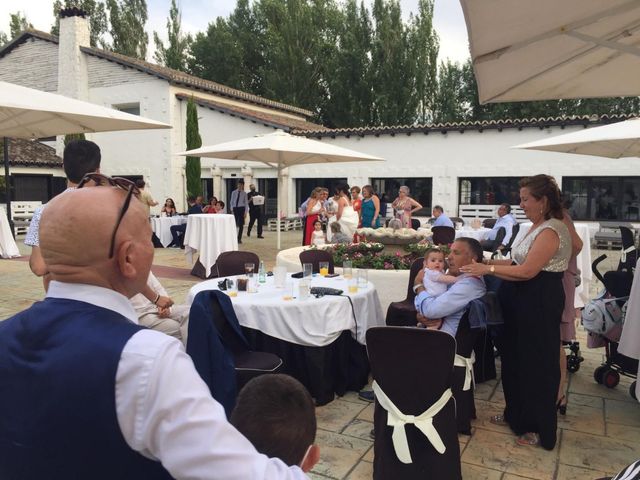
[
  {"x1": 215, "y1": 251, "x2": 260, "y2": 277},
  {"x1": 385, "y1": 258, "x2": 424, "y2": 326},
  {"x1": 452, "y1": 311, "x2": 480, "y2": 435},
  {"x1": 299, "y1": 249, "x2": 335, "y2": 274},
  {"x1": 482, "y1": 218, "x2": 496, "y2": 229},
  {"x1": 431, "y1": 226, "x2": 455, "y2": 245},
  {"x1": 450, "y1": 217, "x2": 465, "y2": 227},
  {"x1": 367, "y1": 327, "x2": 461, "y2": 480}
]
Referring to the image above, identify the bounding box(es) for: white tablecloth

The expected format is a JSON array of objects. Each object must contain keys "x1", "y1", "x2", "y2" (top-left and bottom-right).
[
  {"x1": 0, "y1": 207, "x2": 20, "y2": 259},
  {"x1": 187, "y1": 273, "x2": 385, "y2": 347},
  {"x1": 276, "y1": 245, "x2": 409, "y2": 314},
  {"x1": 456, "y1": 227, "x2": 491, "y2": 242},
  {"x1": 150, "y1": 216, "x2": 187, "y2": 247},
  {"x1": 511, "y1": 222, "x2": 592, "y2": 308},
  {"x1": 184, "y1": 214, "x2": 238, "y2": 277},
  {"x1": 619, "y1": 259, "x2": 640, "y2": 402}
]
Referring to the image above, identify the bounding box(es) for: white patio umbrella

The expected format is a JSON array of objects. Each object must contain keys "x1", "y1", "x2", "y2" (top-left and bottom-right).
[
  {"x1": 177, "y1": 130, "x2": 384, "y2": 249},
  {"x1": 0, "y1": 81, "x2": 171, "y2": 233},
  {"x1": 513, "y1": 118, "x2": 640, "y2": 158},
  {"x1": 0, "y1": 81, "x2": 170, "y2": 137},
  {"x1": 460, "y1": 0, "x2": 640, "y2": 103}
]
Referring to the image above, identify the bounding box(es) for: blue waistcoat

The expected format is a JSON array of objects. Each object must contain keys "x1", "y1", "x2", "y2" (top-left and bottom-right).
[{"x1": 0, "y1": 298, "x2": 173, "y2": 480}]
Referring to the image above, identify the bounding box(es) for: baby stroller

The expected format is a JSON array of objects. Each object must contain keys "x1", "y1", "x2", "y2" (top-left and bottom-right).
[{"x1": 582, "y1": 254, "x2": 637, "y2": 400}]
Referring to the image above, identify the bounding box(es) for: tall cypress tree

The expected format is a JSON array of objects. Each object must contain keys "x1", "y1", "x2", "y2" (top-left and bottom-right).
[{"x1": 185, "y1": 97, "x2": 202, "y2": 199}]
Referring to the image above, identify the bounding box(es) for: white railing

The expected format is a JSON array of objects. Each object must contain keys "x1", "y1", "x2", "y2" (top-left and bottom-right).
[
  {"x1": 458, "y1": 205, "x2": 527, "y2": 222},
  {"x1": 8, "y1": 201, "x2": 42, "y2": 235}
]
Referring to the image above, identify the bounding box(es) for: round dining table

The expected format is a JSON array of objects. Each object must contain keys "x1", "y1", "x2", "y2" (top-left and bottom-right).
[
  {"x1": 187, "y1": 273, "x2": 384, "y2": 347},
  {"x1": 150, "y1": 215, "x2": 187, "y2": 247},
  {"x1": 184, "y1": 214, "x2": 238, "y2": 277}
]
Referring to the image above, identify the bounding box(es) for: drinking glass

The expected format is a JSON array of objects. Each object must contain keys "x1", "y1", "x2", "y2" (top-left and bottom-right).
[
  {"x1": 357, "y1": 268, "x2": 368, "y2": 288},
  {"x1": 282, "y1": 281, "x2": 294, "y2": 301},
  {"x1": 348, "y1": 277, "x2": 358, "y2": 294},
  {"x1": 298, "y1": 279, "x2": 310, "y2": 300},
  {"x1": 247, "y1": 275, "x2": 258, "y2": 293},
  {"x1": 274, "y1": 266, "x2": 287, "y2": 288},
  {"x1": 303, "y1": 263, "x2": 313, "y2": 278},
  {"x1": 319, "y1": 261, "x2": 330, "y2": 277},
  {"x1": 343, "y1": 260, "x2": 353, "y2": 279},
  {"x1": 226, "y1": 279, "x2": 238, "y2": 297},
  {"x1": 244, "y1": 263, "x2": 255, "y2": 276}
]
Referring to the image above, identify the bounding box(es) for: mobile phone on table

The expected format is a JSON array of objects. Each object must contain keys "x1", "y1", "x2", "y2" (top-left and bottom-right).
[{"x1": 325, "y1": 273, "x2": 339, "y2": 278}]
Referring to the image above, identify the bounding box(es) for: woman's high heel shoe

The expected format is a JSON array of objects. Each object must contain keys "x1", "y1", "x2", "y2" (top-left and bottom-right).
[{"x1": 557, "y1": 396, "x2": 567, "y2": 416}]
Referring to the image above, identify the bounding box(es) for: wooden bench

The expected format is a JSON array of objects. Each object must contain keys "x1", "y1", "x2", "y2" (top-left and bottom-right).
[
  {"x1": 10, "y1": 201, "x2": 42, "y2": 235},
  {"x1": 594, "y1": 222, "x2": 635, "y2": 249},
  {"x1": 267, "y1": 217, "x2": 303, "y2": 231}
]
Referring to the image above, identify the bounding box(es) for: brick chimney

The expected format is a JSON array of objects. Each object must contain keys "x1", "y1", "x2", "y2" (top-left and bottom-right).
[{"x1": 57, "y1": 7, "x2": 90, "y2": 101}]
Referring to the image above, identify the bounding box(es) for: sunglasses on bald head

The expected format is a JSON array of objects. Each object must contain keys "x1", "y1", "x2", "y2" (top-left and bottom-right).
[{"x1": 77, "y1": 173, "x2": 141, "y2": 258}]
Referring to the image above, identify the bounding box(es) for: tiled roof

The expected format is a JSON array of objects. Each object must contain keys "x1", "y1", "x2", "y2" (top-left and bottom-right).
[
  {"x1": 1, "y1": 29, "x2": 315, "y2": 118},
  {"x1": 177, "y1": 94, "x2": 330, "y2": 133},
  {"x1": 4, "y1": 138, "x2": 62, "y2": 167},
  {"x1": 300, "y1": 114, "x2": 638, "y2": 138}
]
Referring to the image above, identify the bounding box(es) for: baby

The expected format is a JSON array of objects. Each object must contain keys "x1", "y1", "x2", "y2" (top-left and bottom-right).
[
  {"x1": 422, "y1": 247, "x2": 458, "y2": 296},
  {"x1": 418, "y1": 248, "x2": 459, "y2": 329}
]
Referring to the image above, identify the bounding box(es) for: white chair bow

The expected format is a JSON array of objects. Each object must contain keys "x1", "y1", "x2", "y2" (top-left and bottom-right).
[
  {"x1": 454, "y1": 351, "x2": 476, "y2": 391},
  {"x1": 372, "y1": 381, "x2": 452, "y2": 464},
  {"x1": 621, "y1": 245, "x2": 636, "y2": 264}
]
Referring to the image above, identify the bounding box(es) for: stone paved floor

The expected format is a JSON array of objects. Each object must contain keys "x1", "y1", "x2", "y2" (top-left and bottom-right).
[{"x1": 1, "y1": 230, "x2": 639, "y2": 479}]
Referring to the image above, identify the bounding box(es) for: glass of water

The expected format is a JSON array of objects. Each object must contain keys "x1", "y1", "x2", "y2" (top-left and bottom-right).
[
  {"x1": 303, "y1": 263, "x2": 313, "y2": 278},
  {"x1": 357, "y1": 268, "x2": 368, "y2": 288}
]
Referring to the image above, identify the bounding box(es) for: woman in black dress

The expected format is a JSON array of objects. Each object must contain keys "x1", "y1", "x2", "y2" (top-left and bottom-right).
[{"x1": 461, "y1": 175, "x2": 571, "y2": 449}]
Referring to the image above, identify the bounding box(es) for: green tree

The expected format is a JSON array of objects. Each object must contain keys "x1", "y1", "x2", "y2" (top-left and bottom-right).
[
  {"x1": 433, "y1": 59, "x2": 468, "y2": 123},
  {"x1": 228, "y1": 0, "x2": 266, "y2": 94},
  {"x1": 370, "y1": 0, "x2": 416, "y2": 125},
  {"x1": 64, "y1": 133, "x2": 86, "y2": 146},
  {"x1": 0, "y1": 31, "x2": 8, "y2": 46},
  {"x1": 9, "y1": 12, "x2": 32, "y2": 38},
  {"x1": 189, "y1": 18, "x2": 244, "y2": 88},
  {"x1": 185, "y1": 97, "x2": 202, "y2": 199},
  {"x1": 153, "y1": 0, "x2": 191, "y2": 71},
  {"x1": 408, "y1": 0, "x2": 439, "y2": 123},
  {"x1": 322, "y1": 0, "x2": 373, "y2": 127},
  {"x1": 51, "y1": 0, "x2": 109, "y2": 47},
  {"x1": 104, "y1": 0, "x2": 148, "y2": 59}
]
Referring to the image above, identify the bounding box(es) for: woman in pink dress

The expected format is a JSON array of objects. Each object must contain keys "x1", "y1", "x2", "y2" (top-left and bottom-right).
[{"x1": 391, "y1": 186, "x2": 423, "y2": 228}]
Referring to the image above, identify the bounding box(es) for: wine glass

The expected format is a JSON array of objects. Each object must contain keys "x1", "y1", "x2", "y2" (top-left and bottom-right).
[{"x1": 244, "y1": 263, "x2": 255, "y2": 277}]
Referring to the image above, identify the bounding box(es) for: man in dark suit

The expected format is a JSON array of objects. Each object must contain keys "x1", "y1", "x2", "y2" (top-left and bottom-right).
[
  {"x1": 168, "y1": 196, "x2": 202, "y2": 248},
  {"x1": 247, "y1": 183, "x2": 264, "y2": 239},
  {"x1": 230, "y1": 180, "x2": 248, "y2": 244}
]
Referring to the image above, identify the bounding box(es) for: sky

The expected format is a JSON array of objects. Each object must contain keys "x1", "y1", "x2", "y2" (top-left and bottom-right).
[{"x1": 0, "y1": 0, "x2": 470, "y2": 64}]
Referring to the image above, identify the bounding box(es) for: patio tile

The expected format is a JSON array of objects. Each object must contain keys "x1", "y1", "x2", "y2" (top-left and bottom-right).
[
  {"x1": 461, "y1": 428, "x2": 558, "y2": 479},
  {"x1": 555, "y1": 463, "x2": 612, "y2": 480},
  {"x1": 340, "y1": 391, "x2": 372, "y2": 406},
  {"x1": 502, "y1": 475, "x2": 538, "y2": 480},
  {"x1": 460, "y1": 462, "x2": 503, "y2": 479},
  {"x1": 489, "y1": 387, "x2": 505, "y2": 405},
  {"x1": 342, "y1": 419, "x2": 375, "y2": 441},
  {"x1": 605, "y1": 422, "x2": 640, "y2": 443},
  {"x1": 474, "y1": 381, "x2": 497, "y2": 401},
  {"x1": 312, "y1": 430, "x2": 372, "y2": 479},
  {"x1": 471, "y1": 399, "x2": 510, "y2": 435},
  {"x1": 567, "y1": 392, "x2": 603, "y2": 410},
  {"x1": 356, "y1": 403, "x2": 374, "y2": 422},
  {"x1": 569, "y1": 370, "x2": 637, "y2": 403},
  {"x1": 362, "y1": 446, "x2": 374, "y2": 463},
  {"x1": 605, "y1": 398, "x2": 640, "y2": 427},
  {"x1": 560, "y1": 429, "x2": 640, "y2": 474},
  {"x1": 557, "y1": 402, "x2": 605, "y2": 436},
  {"x1": 345, "y1": 460, "x2": 373, "y2": 480},
  {"x1": 316, "y1": 399, "x2": 367, "y2": 433}
]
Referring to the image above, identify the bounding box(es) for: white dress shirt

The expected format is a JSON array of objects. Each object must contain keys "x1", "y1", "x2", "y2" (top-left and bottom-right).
[
  {"x1": 46, "y1": 281, "x2": 307, "y2": 480},
  {"x1": 487, "y1": 213, "x2": 517, "y2": 245}
]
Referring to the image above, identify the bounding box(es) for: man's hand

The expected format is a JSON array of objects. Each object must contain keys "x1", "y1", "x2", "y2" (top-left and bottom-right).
[
  {"x1": 416, "y1": 312, "x2": 443, "y2": 329},
  {"x1": 157, "y1": 307, "x2": 171, "y2": 318},
  {"x1": 155, "y1": 295, "x2": 174, "y2": 309}
]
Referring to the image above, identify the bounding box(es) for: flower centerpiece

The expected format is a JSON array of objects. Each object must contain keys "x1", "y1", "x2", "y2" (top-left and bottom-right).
[{"x1": 321, "y1": 240, "x2": 447, "y2": 270}]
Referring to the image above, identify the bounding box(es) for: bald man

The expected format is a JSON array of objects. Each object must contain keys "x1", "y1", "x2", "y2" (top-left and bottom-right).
[{"x1": 0, "y1": 187, "x2": 307, "y2": 480}]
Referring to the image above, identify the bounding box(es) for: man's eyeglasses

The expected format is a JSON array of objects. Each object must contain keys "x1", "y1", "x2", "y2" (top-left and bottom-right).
[{"x1": 77, "y1": 173, "x2": 140, "y2": 258}]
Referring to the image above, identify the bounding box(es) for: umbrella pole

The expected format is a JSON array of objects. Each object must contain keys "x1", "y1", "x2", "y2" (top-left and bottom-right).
[
  {"x1": 3, "y1": 137, "x2": 13, "y2": 238},
  {"x1": 277, "y1": 165, "x2": 282, "y2": 250}
]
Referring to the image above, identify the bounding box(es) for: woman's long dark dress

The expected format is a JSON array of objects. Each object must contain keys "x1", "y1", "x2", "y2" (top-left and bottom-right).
[{"x1": 497, "y1": 219, "x2": 570, "y2": 450}]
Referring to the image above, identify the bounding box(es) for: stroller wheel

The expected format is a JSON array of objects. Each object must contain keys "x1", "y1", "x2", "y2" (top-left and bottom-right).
[
  {"x1": 603, "y1": 369, "x2": 620, "y2": 389},
  {"x1": 567, "y1": 355, "x2": 581, "y2": 373},
  {"x1": 631, "y1": 381, "x2": 637, "y2": 401},
  {"x1": 594, "y1": 366, "x2": 607, "y2": 384}
]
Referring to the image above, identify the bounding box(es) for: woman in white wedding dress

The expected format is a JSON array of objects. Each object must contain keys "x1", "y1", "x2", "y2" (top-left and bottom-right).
[{"x1": 335, "y1": 183, "x2": 359, "y2": 241}]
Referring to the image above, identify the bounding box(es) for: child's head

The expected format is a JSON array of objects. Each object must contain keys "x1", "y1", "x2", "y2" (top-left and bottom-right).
[
  {"x1": 313, "y1": 220, "x2": 323, "y2": 231},
  {"x1": 216, "y1": 201, "x2": 225, "y2": 211},
  {"x1": 230, "y1": 374, "x2": 320, "y2": 471},
  {"x1": 423, "y1": 248, "x2": 446, "y2": 271},
  {"x1": 329, "y1": 221, "x2": 341, "y2": 233}
]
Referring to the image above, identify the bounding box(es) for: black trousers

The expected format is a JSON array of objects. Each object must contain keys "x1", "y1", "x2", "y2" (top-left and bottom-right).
[
  {"x1": 169, "y1": 224, "x2": 187, "y2": 247},
  {"x1": 233, "y1": 207, "x2": 245, "y2": 242},
  {"x1": 247, "y1": 207, "x2": 262, "y2": 236}
]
